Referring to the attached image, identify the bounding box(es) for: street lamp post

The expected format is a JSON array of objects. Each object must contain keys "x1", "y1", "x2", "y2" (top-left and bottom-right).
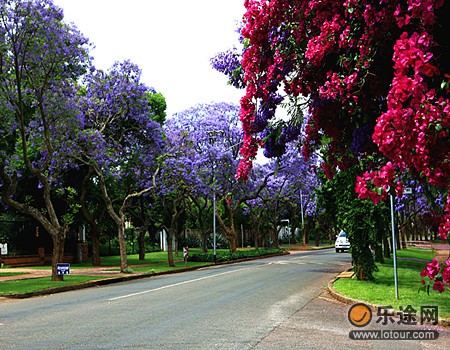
[
  {"x1": 206, "y1": 130, "x2": 223, "y2": 264},
  {"x1": 389, "y1": 186, "x2": 411, "y2": 300},
  {"x1": 390, "y1": 193, "x2": 399, "y2": 300},
  {"x1": 213, "y1": 185, "x2": 217, "y2": 264},
  {"x1": 300, "y1": 191, "x2": 304, "y2": 229}
]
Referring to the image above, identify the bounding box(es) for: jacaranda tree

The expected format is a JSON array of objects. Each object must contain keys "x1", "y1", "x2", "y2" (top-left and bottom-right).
[
  {"x1": 0, "y1": 0, "x2": 90, "y2": 280},
  {"x1": 76, "y1": 60, "x2": 165, "y2": 272},
  {"x1": 165, "y1": 102, "x2": 247, "y2": 253}
]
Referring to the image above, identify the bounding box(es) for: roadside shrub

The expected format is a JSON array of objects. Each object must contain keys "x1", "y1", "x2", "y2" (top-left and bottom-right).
[{"x1": 189, "y1": 248, "x2": 285, "y2": 262}]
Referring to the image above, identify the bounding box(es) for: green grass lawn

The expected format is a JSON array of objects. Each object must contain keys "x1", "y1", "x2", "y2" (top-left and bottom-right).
[
  {"x1": 0, "y1": 275, "x2": 112, "y2": 295},
  {"x1": 333, "y1": 247, "x2": 450, "y2": 319},
  {"x1": 129, "y1": 261, "x2": 210, "y2": 273},
  {"x1": 73, "y1": 250, "x2": 177, "y2": 267}
]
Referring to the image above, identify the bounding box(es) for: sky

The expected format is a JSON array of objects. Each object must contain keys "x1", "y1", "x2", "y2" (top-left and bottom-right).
[{"x1": 53, "y1": 0, "x2": 245, "y2": 117}]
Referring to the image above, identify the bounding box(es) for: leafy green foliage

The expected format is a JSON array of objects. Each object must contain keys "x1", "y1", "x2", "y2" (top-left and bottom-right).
[
  {"x1": 147, "y1": 92, "x2": 167, "y2": 125},
  {"x1": 317, "y1": 165, "x2": 389, "y2": 280},
  {"x1": 55, "y1": 187, "x2": 81, "y2": 225}
]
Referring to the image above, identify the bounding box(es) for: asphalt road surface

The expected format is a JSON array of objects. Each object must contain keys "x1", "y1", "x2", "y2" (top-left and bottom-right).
[{"x1": 0, "y1": 249, "x2": 449, "y2": 349}]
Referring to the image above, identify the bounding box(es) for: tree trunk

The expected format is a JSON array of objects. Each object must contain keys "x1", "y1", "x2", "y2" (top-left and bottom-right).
[
  {"x1": 51, "y1": 232, "x2": 65, "y2": 281},
  {"x1": 383, "y1": 235, "x2": 391, "y2": 258},
  {"x1": 222, "y1": 219, "x2": 238, "y2": 253},
  {"x1": 227, "y1": 231, "x2": 237, "y2": 253},
  {"x1": 215, "y1": 206, "x2": 238, "y2": 252},
  {"x1": 138, "y1": 230, "x2": 146, "y2": 260},
  {"x1": 198, "y1": 214, "x2": 208, "y2": 253},
  {"x1": 91, "y1": 226, "x2": 101, "y2": 266},
  {"x1": 227, "y1": 210, "x2": 238, "y2": 252},
  {"x1": 400, "y1": 225, "x2": 407, "y2": 249},
  {"x1": 254, "y1": 233, "x2": 259, "y2": 250},
  {"x1": 254, "y1": 223, "x2": 261, "y2": 250},
  {"x1": 396, "y1": 227, "x2": 401, "y2": 250},
  {"x1": 272, "y1": 226, "x2": 280, "y2": 248},
  {"x1": 118, "y1": 223, "x2": 128, "y2": 272},
  {"x1": 374, "y1": 226, "x2": 384, "y2": 263},
  {"x1": 290, "y1": 225, "x2": 297, "y2": 244},
  {"x1": 201, "y1": 229, "x2": 208, "y2": 253},
  {"x1": 167, "y1": 228, "x2": 175, "y2": 267},
  {"x1": 303, "y1": 218, "x2": 310, "y2": 245}
]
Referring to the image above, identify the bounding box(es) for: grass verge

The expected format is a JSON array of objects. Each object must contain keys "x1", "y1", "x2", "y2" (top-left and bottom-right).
[
  {"x1": 0, "y1": 275, "x2": 111, "y2": 295},
  {"x1": 333, "y1": 247, "x2": 450, "y2": 319},
  {"x1": 0, "y1": 272, "x2": 28, "y2": 277}
]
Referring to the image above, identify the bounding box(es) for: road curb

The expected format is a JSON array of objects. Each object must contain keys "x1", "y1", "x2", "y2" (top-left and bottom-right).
[{"x1": 327, "y1": 272, "x2": 450, "y2": 328}]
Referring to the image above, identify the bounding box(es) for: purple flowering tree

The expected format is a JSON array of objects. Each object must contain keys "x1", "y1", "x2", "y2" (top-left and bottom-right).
[
  {"x1": 182, "y1": 104, "x2": 274, "y2": 253},
  {"x1": 255, "y1": 141, "x2": 319, "y2": 246},
  {"x1": 0, "y1": 0, "x2": 90, "y2": 280},
  {"x1": 215, "y1": 161, "x2": 275, "y2": 252},
  {"x1": 161, "y1": 102, "x2": 243, "y2": 255},
  {"x1": 395, "y1": 181, "x2": 443, "y2": 246},
  {"x1": 256, "y1": 173, "x2": 288, "y2": 248},
  {"x1": 242, "y1": 197, "x2": 270, "y2": 248},
  {"x1": 277, "y1": 142, "x2": 319, "y2": 243},
  {"x1": 76, "y1": 61, "x2": 164, "y2": 272},
  {"x1": 150, "y1": 119, "x2": 201, "y2": 266}
]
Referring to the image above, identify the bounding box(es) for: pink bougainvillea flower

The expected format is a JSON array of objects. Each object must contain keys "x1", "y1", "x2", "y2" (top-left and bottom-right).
[
  {"x1": 443, "y1": 260, "x2": 450, "y2": 285},
  {"x1": 432, "y1": 280, "x2": 445, "y2": 293},
  {"x1": 420, "y1": 258, "x2": 440, "y2": 280}
]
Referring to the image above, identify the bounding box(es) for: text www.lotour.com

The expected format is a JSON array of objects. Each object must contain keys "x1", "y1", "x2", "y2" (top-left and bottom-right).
[{"x1": 349, "y1": 330, "x2": 439, "y2": 341}]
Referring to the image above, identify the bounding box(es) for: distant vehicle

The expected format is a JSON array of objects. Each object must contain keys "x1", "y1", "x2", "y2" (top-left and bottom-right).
[
  {"x1": 278, "y1": 219, "x2": 291, "y2": 241},
  {"x1": 335, "y1": 230, "x2": 350, "y2": 253}
]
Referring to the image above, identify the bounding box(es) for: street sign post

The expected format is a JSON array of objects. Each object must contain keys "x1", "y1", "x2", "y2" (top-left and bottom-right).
[
  {"x1": 56, "y1": 263, "x2": 70, "y2": 275},
  {"x1": 183, "y1": 246, "x2": 189, "y2": 263}
]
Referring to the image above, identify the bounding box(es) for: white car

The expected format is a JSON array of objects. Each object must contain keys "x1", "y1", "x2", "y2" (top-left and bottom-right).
[{"x1": 335, "y1": 230, "x2": 350, "y2": 252}]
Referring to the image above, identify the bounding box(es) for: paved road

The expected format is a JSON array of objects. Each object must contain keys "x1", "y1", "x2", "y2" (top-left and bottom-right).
[{"x1": 0, "y1": 250, "x2": 448, "y2": 349}]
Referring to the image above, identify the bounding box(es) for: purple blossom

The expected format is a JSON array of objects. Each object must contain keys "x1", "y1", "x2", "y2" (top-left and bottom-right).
[{"x1": 210, "y1": 48, "x2": 244, "y2": 89}]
